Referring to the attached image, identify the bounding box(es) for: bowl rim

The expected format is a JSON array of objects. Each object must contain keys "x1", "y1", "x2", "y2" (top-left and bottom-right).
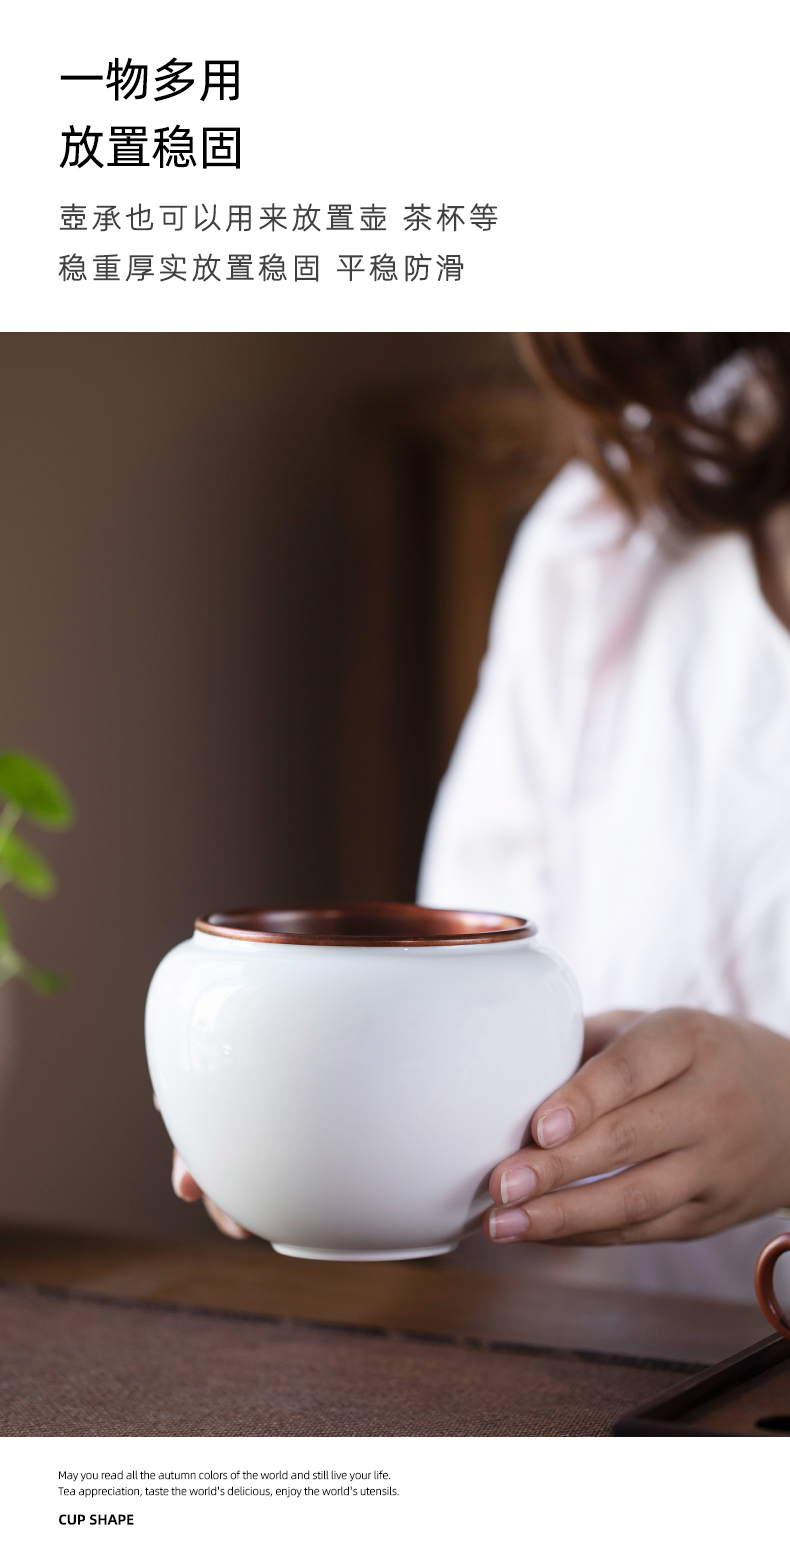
[{"x1": 194, "y1": 902, "x2": 537, "y2": 947}]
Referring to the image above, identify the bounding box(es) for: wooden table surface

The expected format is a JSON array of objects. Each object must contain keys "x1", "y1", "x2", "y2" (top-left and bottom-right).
[{"x1": 0, "y1": 1222, "x2": 767, "y2": 1369}]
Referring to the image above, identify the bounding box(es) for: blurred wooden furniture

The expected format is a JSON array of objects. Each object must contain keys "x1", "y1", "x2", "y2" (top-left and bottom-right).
[
  {"x1": 340, "y1": 377, "x2": 574, "y2": 901},
  {"x1": 0, "y1": 1223, "x2": 764, "y2": 1369}
]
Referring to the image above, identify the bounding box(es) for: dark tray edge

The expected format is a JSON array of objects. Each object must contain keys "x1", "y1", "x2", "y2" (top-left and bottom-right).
[{"x1": 613, "y1": 1331, "x2": 790, "y2": 1435}]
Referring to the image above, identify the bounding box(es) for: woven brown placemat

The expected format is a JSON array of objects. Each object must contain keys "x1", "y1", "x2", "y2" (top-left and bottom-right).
[{"x1": 0, "y1": 1284, "x2": 679, "y2": 1437}]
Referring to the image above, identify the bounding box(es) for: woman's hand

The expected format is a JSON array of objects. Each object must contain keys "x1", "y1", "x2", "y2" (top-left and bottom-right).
[
  {"x1": 171, "y1": 1151, "x2": 250, "y2": 1240},
  {"x1": 484, "y1": 1008, "x2": 790, "y2": 1245}
]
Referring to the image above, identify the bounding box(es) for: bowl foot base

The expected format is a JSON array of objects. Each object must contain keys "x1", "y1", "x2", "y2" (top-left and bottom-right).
[{"x1": 271, "y1": 1242, "x2": 459, "y2": 1262}]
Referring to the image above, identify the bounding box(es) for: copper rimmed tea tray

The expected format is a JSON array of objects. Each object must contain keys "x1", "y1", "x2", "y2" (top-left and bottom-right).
[{"x1": 614, "y1": 1333, "x2": 790, "y2": 1435}]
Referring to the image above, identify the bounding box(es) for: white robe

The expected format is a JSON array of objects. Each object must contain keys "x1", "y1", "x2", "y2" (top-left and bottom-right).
[{"x1": 418, "y1": 460, "x2": 790, "y2": 1301}]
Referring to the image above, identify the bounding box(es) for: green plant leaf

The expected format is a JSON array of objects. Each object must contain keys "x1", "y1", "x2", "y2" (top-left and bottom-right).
[
  {"x1": 0, "y1": 939, "x2": 21, "y2": 981},
  {"x1": 22, "y1": 962, "x2": 66, "y2": 995},
  {"x1": 0, "y1": 832, "x2": 56, "y2": 897},
  {"x1": 0, "y1": 908, "x2": 9, "y2": 945},
  {"x1": 0, "y1": 752, "x2": 74, "y2": 828}
]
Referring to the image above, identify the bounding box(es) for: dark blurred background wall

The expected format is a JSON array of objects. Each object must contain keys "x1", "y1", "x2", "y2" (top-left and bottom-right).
[{"x1": 0, "y1": 333, "x2": 569, "y2": 1239}]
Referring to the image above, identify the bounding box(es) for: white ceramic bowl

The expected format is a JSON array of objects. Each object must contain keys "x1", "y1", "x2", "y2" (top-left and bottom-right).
[{"x1": 145, "y1": 904, "x2": 583, "y2": 1261}]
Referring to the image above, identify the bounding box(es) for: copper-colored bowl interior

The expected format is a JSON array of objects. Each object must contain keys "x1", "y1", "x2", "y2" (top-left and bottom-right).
[{"x1": 195, "y1": 903, "x2": 535, "y2": 947}]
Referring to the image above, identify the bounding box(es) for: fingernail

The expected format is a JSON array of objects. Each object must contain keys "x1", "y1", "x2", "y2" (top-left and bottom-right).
[
  {"x1": 500, "y1": 1165, "x2": 537, "y2": 1205},
  {"x1": 489, "y1": 1207, "x2": 529, "y2": 1241},
  {"x1": 536, "y1": 1107, "x2": 574, "y2": 1147},
  {"x1": 171, "y1": 1151, "x2": 191, "y2": 1199}
]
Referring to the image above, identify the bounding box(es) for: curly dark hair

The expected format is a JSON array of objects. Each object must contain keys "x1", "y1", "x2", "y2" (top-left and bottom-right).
[{"x1": 523, "y1": 333, "x2": 790, "y2": 540}]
